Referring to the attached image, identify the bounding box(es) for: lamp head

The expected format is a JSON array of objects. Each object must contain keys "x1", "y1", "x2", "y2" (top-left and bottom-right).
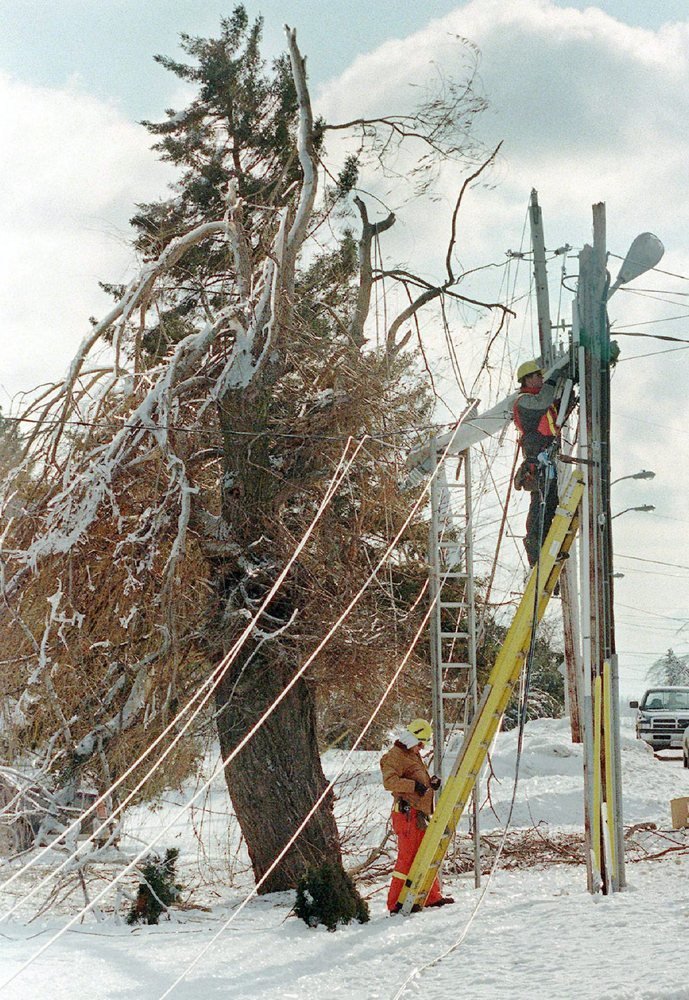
[{"x1": 608, "y1": 233, "x2": 664, "y2": 299}]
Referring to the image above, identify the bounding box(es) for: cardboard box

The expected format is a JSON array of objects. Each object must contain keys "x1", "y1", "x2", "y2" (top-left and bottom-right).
[{"x1": 670, "y1": 796, "x2": 689, "y2": 829}]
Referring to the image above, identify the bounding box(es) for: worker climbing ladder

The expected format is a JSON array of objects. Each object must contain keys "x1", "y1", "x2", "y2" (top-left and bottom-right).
[{"x1": 399, "y1": 468, "x2": 584, "y2": 914}]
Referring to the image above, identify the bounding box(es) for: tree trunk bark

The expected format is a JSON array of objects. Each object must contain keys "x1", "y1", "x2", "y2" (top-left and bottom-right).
[
  {"x1": 212, "y1": 375, "x2": 344, "y2": 893},
  {"x1": 214, "y1": 653, "x2": 342, "y2": 893}
]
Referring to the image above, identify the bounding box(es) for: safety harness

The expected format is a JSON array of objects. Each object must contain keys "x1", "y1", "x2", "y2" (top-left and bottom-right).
[{"x1": 513, "y1": 386, "x2": 559, "y2": 491}]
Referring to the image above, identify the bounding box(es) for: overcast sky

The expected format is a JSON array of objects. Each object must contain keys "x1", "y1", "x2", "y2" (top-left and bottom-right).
[{"x1": 2, "y1": 0, "x2": 688, "y2": 692}]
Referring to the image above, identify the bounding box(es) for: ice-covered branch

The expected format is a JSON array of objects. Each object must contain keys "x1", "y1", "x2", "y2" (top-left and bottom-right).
[
  {"x1": 44, "y1": 220, "x2": 227, "y2": 463},
  {"x1": 72, "y1": 644, "x2": 167, "y2": 764},
  {"x1": 4, "y1": 315, "x2": 224, "y2": 597},
  {"x1": 224, "y1": 180, "x2": 252, "y2": 302},
  {"x1": 283, "y1": 27, "x2": 318, "y2": 293},
  {"x1": 351, "y1": 197, "x2": 396, "y2": 348}
]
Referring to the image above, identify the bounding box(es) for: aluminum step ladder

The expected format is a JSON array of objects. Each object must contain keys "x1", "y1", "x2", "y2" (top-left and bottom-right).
[
  {"x1": 428, "y1": 437, "x2": 480, "y2": 883},
  {"x1": 399, "y1": 468, "x2": 584, "y2": 914}
]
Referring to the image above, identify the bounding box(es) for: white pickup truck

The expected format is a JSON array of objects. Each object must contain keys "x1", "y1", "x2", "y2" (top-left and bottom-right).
[{"x1": 630, "y1": 687, "x2": 689, "y2": 753}]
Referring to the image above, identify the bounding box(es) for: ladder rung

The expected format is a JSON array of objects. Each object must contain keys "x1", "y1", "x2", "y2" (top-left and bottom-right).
[
  {"x1": 442, "y1": 692, "x2": 469, "y2": 700},
  {"x1": 441, "y1": 572, "x2": 468, "y2": 579},
  {"x1": 440, "y1": 661, "x2": 471, "y2": 669},
  {"x1": 440, "y1": 602, "x2": 468, "y2": 609},
  {"x1": 440, "y1": 631, "x2": 469, "y2": 639}
]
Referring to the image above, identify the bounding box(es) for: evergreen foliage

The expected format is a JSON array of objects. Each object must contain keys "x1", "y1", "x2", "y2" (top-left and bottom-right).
[
  {"x1": 484, "y1": 617, "x2": 565, "y2": 728},
  {"x1": 647, "y1": 648, "x2": 689, "y2": 686},
  {"x1": 127, "y1": 848, "x2": 182, "y2": 925},
  {"x1": 129, "y1": 6, "x2": 318, "y2": 363},
  {"x1": 294, "y1": 861, "x2": 369, "y2": 931}
]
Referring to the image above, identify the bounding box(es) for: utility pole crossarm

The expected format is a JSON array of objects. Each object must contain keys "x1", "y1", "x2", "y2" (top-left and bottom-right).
[
  {"x1": 406, "y1": 355, "x2": 568, "y2": 474},
  {"x1": 406, "y1": 394, "x2": 517, "y2": 475}
]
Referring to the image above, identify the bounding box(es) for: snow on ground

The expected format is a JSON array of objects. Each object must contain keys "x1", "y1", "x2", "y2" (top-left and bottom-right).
[{"x1": 3, "y1": 718, "x2": 689, "y2": 999}]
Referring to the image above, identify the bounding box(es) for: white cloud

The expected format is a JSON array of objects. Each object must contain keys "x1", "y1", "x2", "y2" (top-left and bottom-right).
[
  {"x1": 0, "y1": 72, "x2": 173, "y2": 402},
  {"x1": 318, "y1": 0, "x2": 689, "y2": 257}
]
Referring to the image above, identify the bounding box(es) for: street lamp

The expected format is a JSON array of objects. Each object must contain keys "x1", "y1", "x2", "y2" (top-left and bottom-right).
[
  {"x1": 607, "y1": 233, "x2": 665, "y2": 299},
  {"x1": 611, "y1": 469, "x2": 656, "y2": 486},
  {"x1": 611, "y1": 504, "x2": 656, "y2": 519}
]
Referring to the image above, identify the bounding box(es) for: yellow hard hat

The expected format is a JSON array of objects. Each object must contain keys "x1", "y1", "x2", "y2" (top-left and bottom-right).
[
  {"x1": 516, "y1": 359, "x2": 542, "y2": 383},
  {"x1": 406, "y1": 718, "x2": 432, "y2": 743}
]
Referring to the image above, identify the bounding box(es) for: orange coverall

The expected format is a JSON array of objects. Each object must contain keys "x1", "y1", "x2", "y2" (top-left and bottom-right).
[{"x1": 380, "y1": 741, "x2": 442, "y2": 911}]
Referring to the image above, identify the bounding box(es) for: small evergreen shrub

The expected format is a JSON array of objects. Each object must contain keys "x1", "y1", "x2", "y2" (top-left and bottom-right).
[
  {"x1": 127, "y1": 848, "x2": 181, "y2": 925},
  {"x1": 294, "y1": 861, "x2": 370, "y2": 932}
]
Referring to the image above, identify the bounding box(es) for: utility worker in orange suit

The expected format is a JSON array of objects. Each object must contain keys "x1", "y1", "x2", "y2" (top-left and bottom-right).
[
  {"x1": 380, "y1": 718, "x2": 454, "y2": 913},
  {"x1": 513, "y1": 358, "x2": 568, "y2": 567}
]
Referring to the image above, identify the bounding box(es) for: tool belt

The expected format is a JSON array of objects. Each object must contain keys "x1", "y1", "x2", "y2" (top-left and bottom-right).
[
  {"x1": 514, "y1": 459, "x2": 539, "y2": 492},
  {"x1": 393, "y1": 799, "x2": 429, "y2": 830}
]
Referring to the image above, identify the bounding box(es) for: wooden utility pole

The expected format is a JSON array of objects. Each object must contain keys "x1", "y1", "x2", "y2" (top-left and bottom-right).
[
  {"x1": 577, "y1": 203, "x2": 626, "y2": 893},
  {"x1": 529, "y1": 189, "x2": 554, "y2": 367},
  {"x1": 530, "y1": 189, "x2": 583, "y2": 743}
]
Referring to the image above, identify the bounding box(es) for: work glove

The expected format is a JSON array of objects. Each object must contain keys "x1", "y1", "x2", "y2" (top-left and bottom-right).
[
  {"x1": 414, "y1": 780, "x2": 428, "y2": 797},
  {"x1": 430, "y1": 775, "x2": 441, "y2": 791}
]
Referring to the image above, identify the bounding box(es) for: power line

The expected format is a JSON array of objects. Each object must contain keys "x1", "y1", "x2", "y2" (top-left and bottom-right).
[
  {"x1": 618, "y1": 288, "x2": 689, "y2": 310},
  {"x1": 616, "y1": 619, "x2": 687, "y2": 634},
  {"x1": 614, "y1": 330, "x2": 689, "y2": 345},
  {"x1": 615, "y1": 312, "x2": 689, "y2": 327},
  {"x1": 614, "y1": 410, "x2": 684, "y2": 435},
  {"x1": 648, "y1": 512, "x2": 689, "y2": 526},
  {"x1": 620, "y1": 287, "x2": 689, "y2": 297},
  {"x1": 609, "y1": 253, "x2": 689, "y2": 283},
  {"x1": 618, "y1": 344, "x2": 689, "y2": 362},
  {"x1": 617, "y1": 553, "x2": 689, "y2": 572},
  {"x1": 616, "y1": 603, "x2": 689, "y2": 623},
  {"x1": 614, "y1": 566, "x2": 689, "y2": 580},
  {"x1": 1, "y1": 412, "x2": 475, "y2": 991},
  {"x1": 1, "y1": 411, "x2": 454, "y2": 445}
]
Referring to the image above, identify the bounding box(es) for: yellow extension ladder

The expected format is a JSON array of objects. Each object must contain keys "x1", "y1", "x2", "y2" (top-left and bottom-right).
[{"x1": 399, "y1": 468, "x2": 584, "y2": 914}]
